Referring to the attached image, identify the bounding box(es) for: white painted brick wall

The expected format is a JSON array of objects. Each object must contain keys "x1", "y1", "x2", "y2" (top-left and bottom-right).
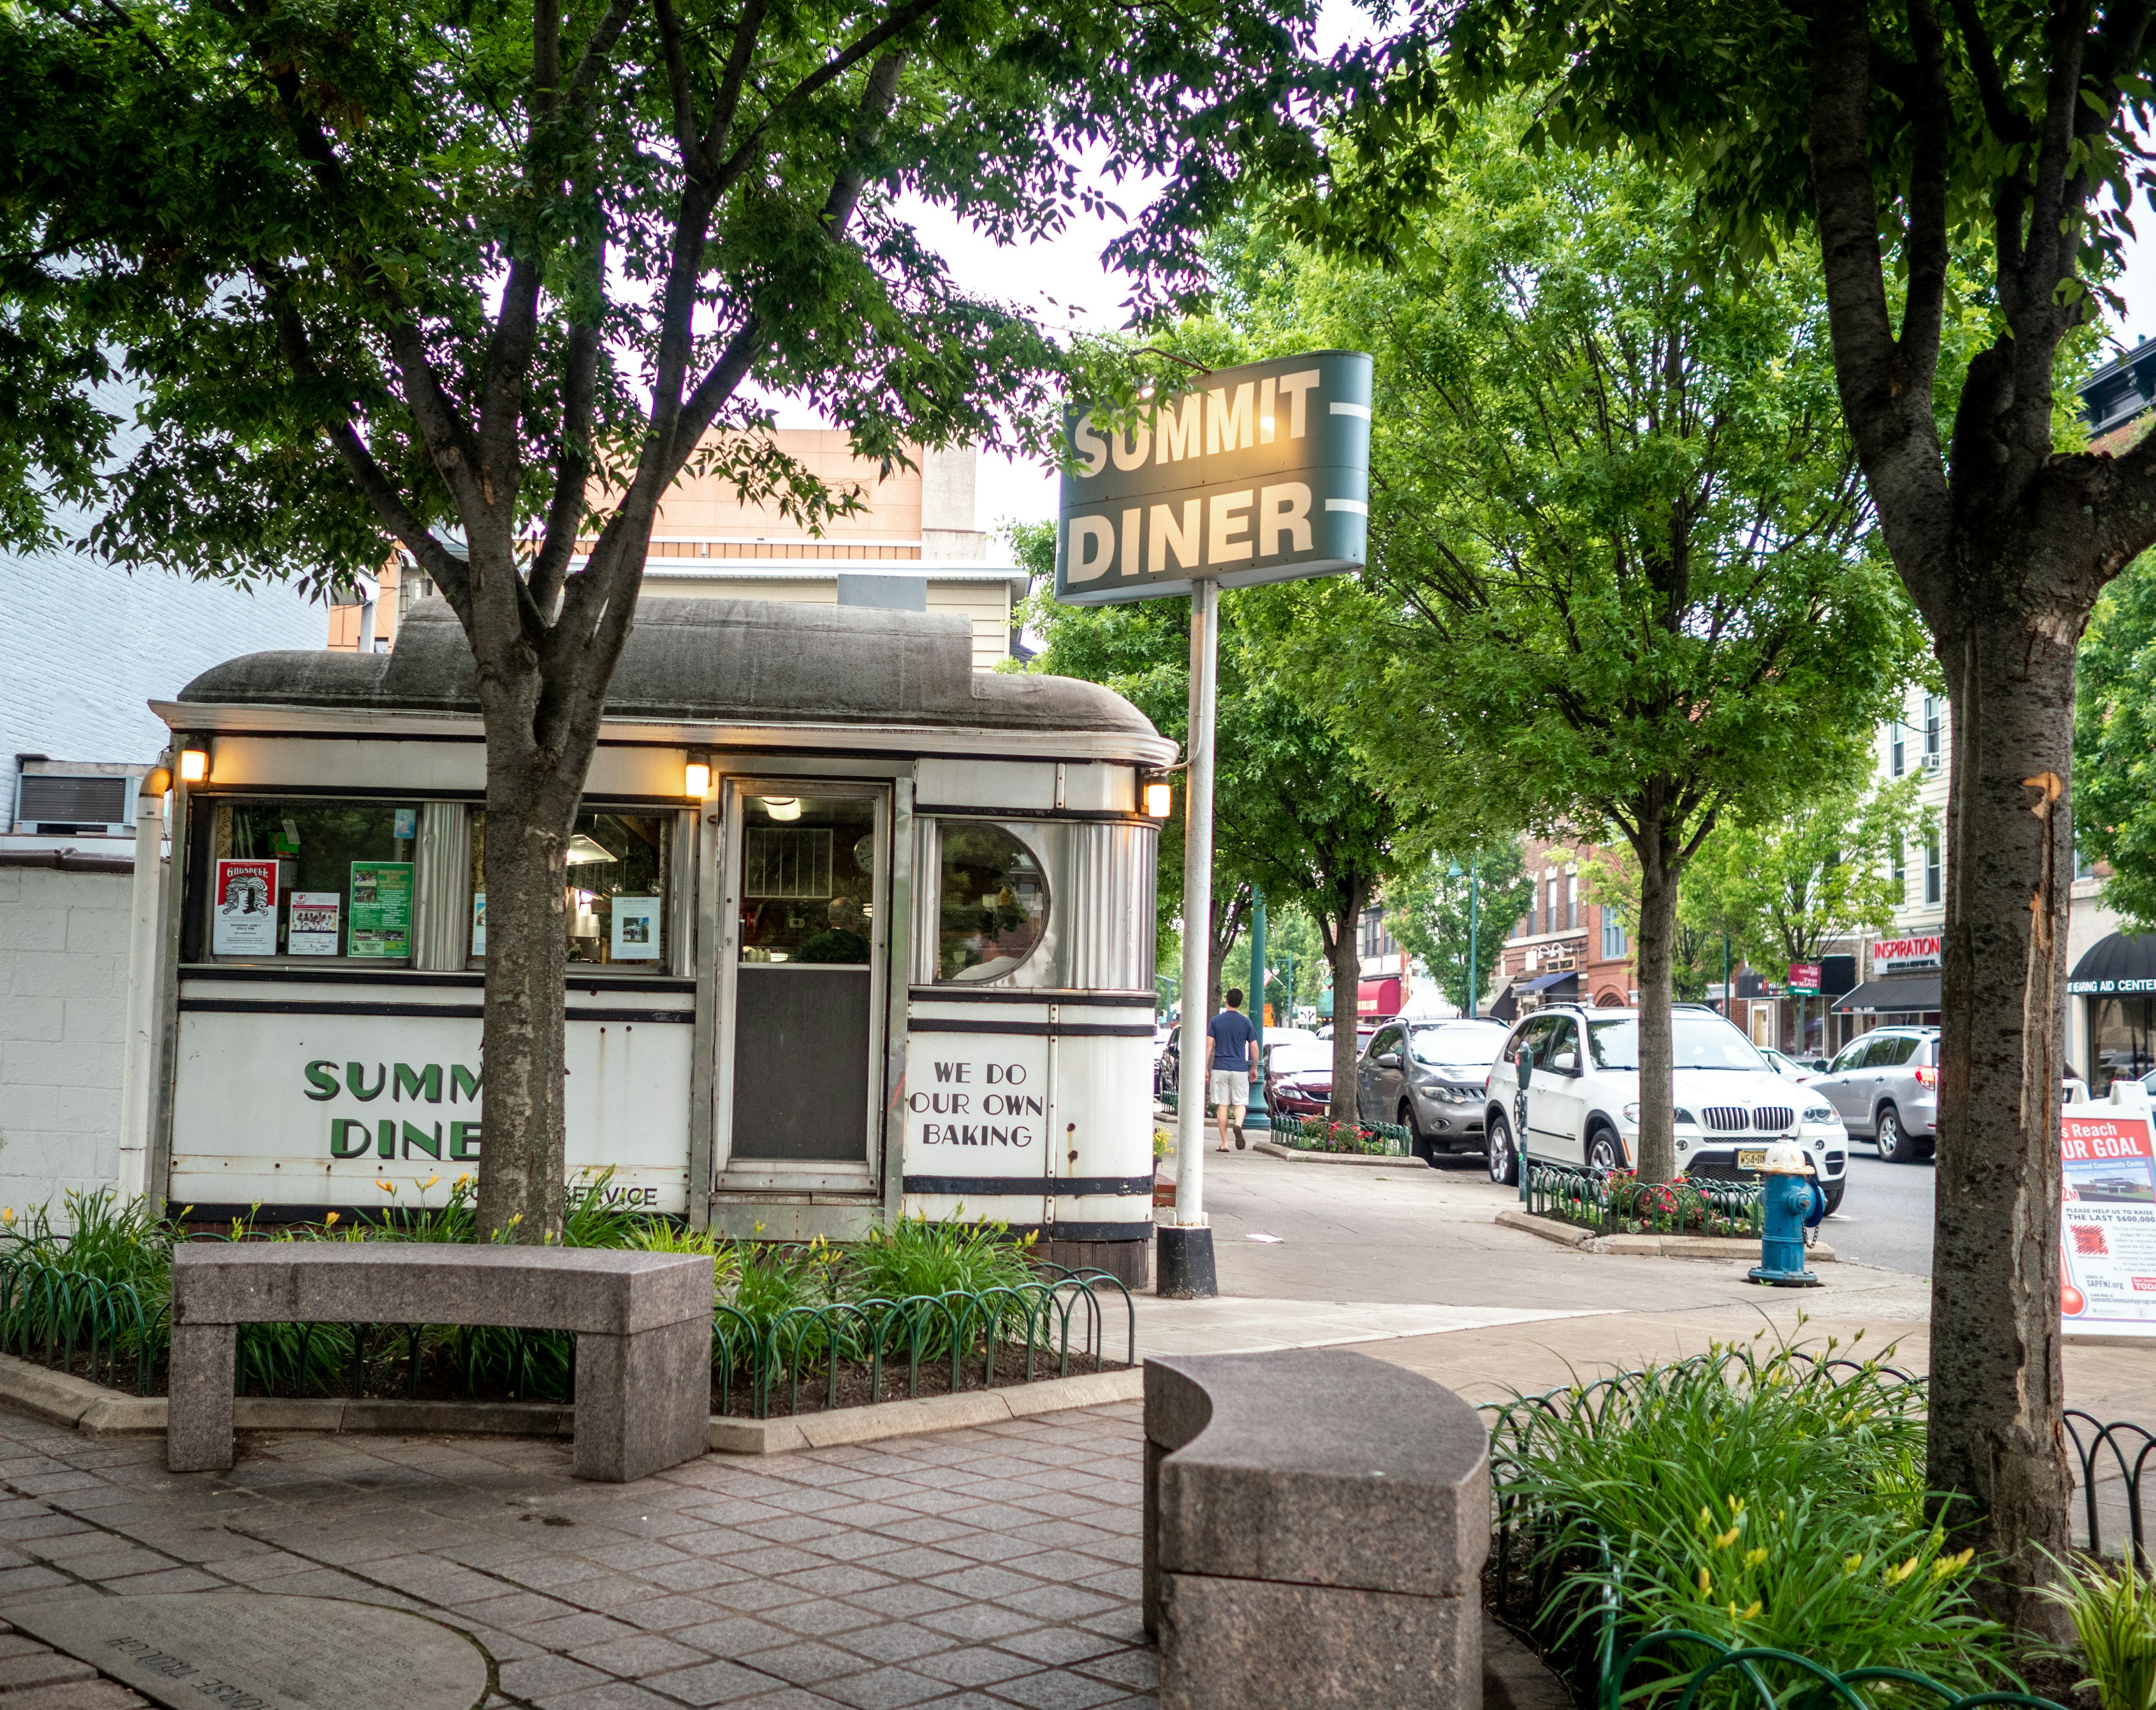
[
  {"x1": 0, "y1": 493, "x2": 325, "y2": 814},
  {"x1": 0, "y1": 863, "x2": 134, "y2": 1217}
]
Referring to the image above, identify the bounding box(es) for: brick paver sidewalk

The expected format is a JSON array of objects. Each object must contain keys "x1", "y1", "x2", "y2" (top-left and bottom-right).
[{"x1": 0, "y1": 1406, "x2": 1155, "y2": 1709}]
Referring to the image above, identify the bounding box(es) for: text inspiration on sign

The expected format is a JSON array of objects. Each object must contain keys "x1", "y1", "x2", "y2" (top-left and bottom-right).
[{"x1": 1054, "y1": 350, "x2": 1373, "y2": 605}]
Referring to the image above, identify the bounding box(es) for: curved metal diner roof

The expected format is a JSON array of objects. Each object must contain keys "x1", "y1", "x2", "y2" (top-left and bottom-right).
[{"x1": 162, "y1": 598, "x2": 1175, "y2": 765}]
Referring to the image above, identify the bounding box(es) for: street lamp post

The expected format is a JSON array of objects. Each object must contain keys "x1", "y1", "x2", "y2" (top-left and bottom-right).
[
  {"x1": 1248, "y1": 888, "x2": 1269, "y2": 1133},
  {"x1": 1449, "y1": 859, "x2": 1482, "y2": 1018}
]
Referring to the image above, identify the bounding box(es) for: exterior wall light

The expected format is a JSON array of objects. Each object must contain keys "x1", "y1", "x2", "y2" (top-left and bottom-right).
[
  {"x1": 177, "y1": 747, "x2": 209, "y2": 784},
  {"x1": 684, "y1": 761, "x2": 712, "y2": 798},
  {"x1": 1144, "y1": 781, "x2": 1173, "y2": 819},
  {"x1": 758, "y1": 795, "x2": 802, "y2": 822}
]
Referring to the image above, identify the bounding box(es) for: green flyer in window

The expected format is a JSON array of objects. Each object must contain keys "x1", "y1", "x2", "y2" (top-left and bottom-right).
[{"x1": 348, "y1": 862, "x2": 414, "y2": 959}]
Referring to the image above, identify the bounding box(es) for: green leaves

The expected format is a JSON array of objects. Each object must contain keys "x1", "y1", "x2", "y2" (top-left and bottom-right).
[{"x1": 2074, "y1": 550, "x2": 2156, "y2": 931}]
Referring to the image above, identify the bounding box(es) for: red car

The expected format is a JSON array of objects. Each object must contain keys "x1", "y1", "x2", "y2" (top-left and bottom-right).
[{"x1": 1265, "y1": 1039, "x2": 1337, "y2": 1118}]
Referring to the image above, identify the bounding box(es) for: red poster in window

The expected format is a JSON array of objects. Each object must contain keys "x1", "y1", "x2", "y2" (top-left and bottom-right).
[
  {"x1": 2062, "y1": 1107, "x2": 2156, "y2": 1337},
  {"x1": 213, "y1": 859, "x2": 279, "y2": 956}
]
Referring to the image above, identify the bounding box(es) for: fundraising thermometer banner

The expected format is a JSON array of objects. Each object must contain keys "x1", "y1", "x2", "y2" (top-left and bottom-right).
[{"x1": 2061, "y1": 1107, "x2": 2156, "y2": 1335}]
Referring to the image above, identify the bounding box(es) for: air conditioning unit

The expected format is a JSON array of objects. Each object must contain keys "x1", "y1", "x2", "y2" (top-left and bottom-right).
[{"x1": 13, "y1": 773, "x2": 134, "y2": 836}]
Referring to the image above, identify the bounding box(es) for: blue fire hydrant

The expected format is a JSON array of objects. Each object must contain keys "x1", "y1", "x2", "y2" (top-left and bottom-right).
[{"x1": 1748, "y1": 1139, "x2": 1825, "y2": 1288}]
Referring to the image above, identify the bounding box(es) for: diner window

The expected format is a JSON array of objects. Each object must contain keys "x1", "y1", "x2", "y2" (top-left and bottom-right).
[
  {"x1": 469, "y1": 809, "x2": 673, "y2": 968},
  {"x1": 935, "y1": 822, "x2": 1048, "y2": 982},
  {"x1": 206, "y1": 800, "x2": 418, "y2": 962},
  {"x1": 740, "y1": 795, "x2": 875, "y2": 966}
]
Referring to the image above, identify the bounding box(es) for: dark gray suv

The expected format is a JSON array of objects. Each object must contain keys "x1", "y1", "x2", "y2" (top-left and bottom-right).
[
  {"x1": 1355, "y1": 1019, "x2": 1513, "y2": 1166},
  {"x1": 1812, "y1": 1028, "x2": 1939, "y2": 1163}
]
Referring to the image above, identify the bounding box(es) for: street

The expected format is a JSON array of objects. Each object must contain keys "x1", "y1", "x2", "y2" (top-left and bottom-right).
[{"x1": 1827, "y1": 1148, "x2": 1937, "y2": 1276}]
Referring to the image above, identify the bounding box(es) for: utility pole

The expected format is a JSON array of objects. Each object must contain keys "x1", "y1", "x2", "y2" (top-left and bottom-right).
[{"x1": 1164, "y1": 581, "x2": 1220, "y2": 1299}]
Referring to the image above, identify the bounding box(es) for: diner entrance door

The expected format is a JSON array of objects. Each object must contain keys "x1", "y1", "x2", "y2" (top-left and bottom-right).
[{"x1": 716, "y1": 782, "x2": 887, "y2": 1191}]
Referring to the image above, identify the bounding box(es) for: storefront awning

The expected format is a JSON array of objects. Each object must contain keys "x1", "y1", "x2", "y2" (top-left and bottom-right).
[
  {"x1": 1519, "y1": 970, "x2": 1579, "y2": 996},
  {"x1": 1834, "y1": 975, "x2": 1942, "y2": 1014},
  {"x1": 2068, "y1": 932, "x2": 2156, "y2": 997}
]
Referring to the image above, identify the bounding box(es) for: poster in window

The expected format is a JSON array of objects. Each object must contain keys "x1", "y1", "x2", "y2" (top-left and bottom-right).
[
  {"x1": 610, "y1": 896, "x2": 661, "y2": 961},
  {"x1": 347, "y1": 863, "x2": 413, "y2": 960},
  {"x1": 470, "y1": 891, "x2": 486, "y2": 957},
  {"x1": 213, "y1": 859, "x2": 279, "y2": 956},
  {"x1": 2061, "y1": 1104, "x2": 2156, "y2": 1337},
  {"x1": 288, "y1": 891, "x2": 342, "y2": 956}
]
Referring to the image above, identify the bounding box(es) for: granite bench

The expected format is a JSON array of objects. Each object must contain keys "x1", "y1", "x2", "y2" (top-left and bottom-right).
[
  {"x1": 1144, "y1": 1347, "x2": 1491, "y2": 1710},
  {"x1": 167, "y1": 1244, "x2": 714, "y2": 1481}
]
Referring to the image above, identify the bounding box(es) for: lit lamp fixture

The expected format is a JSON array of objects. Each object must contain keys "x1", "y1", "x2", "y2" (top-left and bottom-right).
[
  {"x1": 177, "y1": 747, "x2": 209, "y2": 784},
  {"x1": 684, "y1": 760, "x2": 711, "y2": 798},
  {"x1": 1143, "y1": 779, "x2": 1173, "y2": 819},
  {"x1": 565, "y1": 833, "x2": 617, "y2": 866},
  {"x1": 758, "y1": 795, "x2": 802, "y2": 822}
]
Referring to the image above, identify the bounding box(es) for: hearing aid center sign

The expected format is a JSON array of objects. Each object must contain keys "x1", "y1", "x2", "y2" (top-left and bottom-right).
[
  {"x1": 2061, "y1": 1107, "x2": 2156, "y2": 1337},
  {"x1": 905, "y1": 1037, "x2": 1049, "y2": 1161}
]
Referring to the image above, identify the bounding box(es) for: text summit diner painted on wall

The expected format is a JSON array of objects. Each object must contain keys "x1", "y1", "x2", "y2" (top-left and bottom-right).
[{"x1": 1054, "y1": 349, "x2": 1373, "y2": 605}]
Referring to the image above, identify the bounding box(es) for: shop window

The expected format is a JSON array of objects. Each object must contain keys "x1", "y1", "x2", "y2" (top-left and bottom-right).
[
  {"x1": 2091, "y1": 996, "x2": 2156, "y2": 1095},
  {"x1": 740, "y1": 796, "x2": 875, "y2": 965},
  {"x1": 205, "y1": 800, "x2": 418, "y2": 962},
  {"x1": 1924, "y1": 834, "x2": 1942, "y2": 905},
  {"x1": 1601, "y1": 910, "x2": 1627, "y2": 960},
  {"x1": 469, "y1": 809, "x2": 673, "y2": 968},
  {"x1": 936, "y1": 822, "x2": 1048, "y2": 982}
]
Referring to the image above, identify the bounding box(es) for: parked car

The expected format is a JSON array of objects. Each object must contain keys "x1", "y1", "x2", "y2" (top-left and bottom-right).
[
  {"x1": 1265, "y1": 1039, "x2": 1336, "y2": 1119},
  {"x1": 1355, "y1": 1019, "x2": 1513, "y2": 1166},
  {"x1": 1155, "y1": 1023, "x2": 1180, "y2": 1098},
  {"x1": 1811, "y1": 1027, "x2": 1938, "y2": 1163},
  {"x1": 1758, "y1": 1047, "x2": 1818, "y2": 1084},
  {"x1": 1483, "y1": 1005, "x2": 1850, "y2": 1215}
]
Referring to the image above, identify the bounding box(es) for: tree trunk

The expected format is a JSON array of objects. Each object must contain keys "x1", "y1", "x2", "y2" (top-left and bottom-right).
[
  {"x1": 1207, "y1": 884, "x2": 1248, "y2": 1028},
  {"x1": 471, "y1": 730, "x2": 581, "y2": 1243},
  {"x1": 1327, "y1": 874, "x2": 1365, "y2": 1123},
  {"x1": 1632, "y1": 812, "x2": 1678, "y2": 1183},
  {"x1": 1927, "y1": 617, "x2": 2074, "y2": 1633}
]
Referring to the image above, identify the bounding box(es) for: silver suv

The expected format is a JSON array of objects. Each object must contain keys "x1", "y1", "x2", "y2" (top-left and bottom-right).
[
  {"x1": 1812, "y1": 1028, "x2": 1938, "y2": 1163},
  {"x1": 1355, "y1": 1018, "x2": 1514, "y2": 1166}
]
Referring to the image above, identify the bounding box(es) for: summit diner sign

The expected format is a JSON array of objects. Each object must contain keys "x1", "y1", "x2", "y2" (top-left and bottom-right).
[{"x1": 1054, "y1": 350, "x2": 1373, "y2": 604}]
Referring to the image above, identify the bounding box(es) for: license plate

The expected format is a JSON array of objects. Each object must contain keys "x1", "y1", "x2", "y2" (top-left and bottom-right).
[{"x1": 1737, "y1": 1149, "x2": 1767, "y2": 1170}]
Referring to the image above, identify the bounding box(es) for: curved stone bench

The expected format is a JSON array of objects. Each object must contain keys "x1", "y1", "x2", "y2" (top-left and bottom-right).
[
  {"x1": 1144, "y1": 1348, "x2": 1490, "y2": 1710},
  {"x1": 169, "y1": 1244, "x2": 714, "y2": 1482}
]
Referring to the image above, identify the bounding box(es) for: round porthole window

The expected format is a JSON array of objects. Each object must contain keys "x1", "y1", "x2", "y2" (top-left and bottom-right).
[{"x1": 936, "y1": 823, "x2": 1049, "y2": 982}]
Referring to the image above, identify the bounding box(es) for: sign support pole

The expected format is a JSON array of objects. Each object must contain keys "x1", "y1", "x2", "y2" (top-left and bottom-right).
[{"x1": 1162, "y1": 580, "x2": 1221, "y2": 1298}]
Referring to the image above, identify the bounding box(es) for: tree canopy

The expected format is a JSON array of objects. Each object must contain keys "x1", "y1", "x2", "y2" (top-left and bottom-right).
[
  {"x1": 1385, "y1": 838, "x2": 1532, "y2": 1017},
  {"x1": 1239, "y1": 103, "x2": 1922, "y2": 1179},
  {"x1": 2076, "y1": 551, "x2": 2156, "y2": 932}
]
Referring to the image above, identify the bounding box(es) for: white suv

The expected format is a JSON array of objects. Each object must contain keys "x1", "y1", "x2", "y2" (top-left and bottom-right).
[{"x1": 1483, "y1": 1005, "x2": 1850, "y2": 1215}]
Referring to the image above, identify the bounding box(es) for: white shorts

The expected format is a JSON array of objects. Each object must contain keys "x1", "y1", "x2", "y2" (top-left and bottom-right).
[{"x1": 1209, "y1": 1070, "x2": 1250, "y2": 1108}]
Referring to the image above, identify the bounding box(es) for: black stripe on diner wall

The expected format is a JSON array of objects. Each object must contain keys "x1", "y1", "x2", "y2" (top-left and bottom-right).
[
  {"x1": 177, "y1": 965, "x2": 699, "y2": 993},
  {"x1": 905, "y1": 988, "x2": 1154, "y2": 1008},
  {"x1": 901, "y1": 1175, "x2": 1153, "y2": 1197},
  {"x1": 913, "y1": 804, "x2": 1160, "y2": 827},
  {"x1": 177, "y1": 998, "x2": 694, "y2": 1023},
  {"x1": 905, "y1": 1019, "x2": 1154, "y2": 1038}
]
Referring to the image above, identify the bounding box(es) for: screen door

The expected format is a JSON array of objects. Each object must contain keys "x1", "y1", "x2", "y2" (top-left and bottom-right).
[{"x1": 720, "y1": 785, "x2": 885, "y2": 1186}]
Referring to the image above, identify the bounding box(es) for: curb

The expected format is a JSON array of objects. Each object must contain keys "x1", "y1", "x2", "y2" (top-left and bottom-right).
[
  {"x1": 0, "y1": 1352, "x2": 1140, "y2": 1457},
  {"x1": 708, "y1": 1367, "x2": 1144, "y2": 1455},
  {"x1": 1251, "y1": 1142, "x2": 1410, "y2": 1169},
  {"x1": 1494, "y1": 1209, "x2": 1837, "y2": 1263}
]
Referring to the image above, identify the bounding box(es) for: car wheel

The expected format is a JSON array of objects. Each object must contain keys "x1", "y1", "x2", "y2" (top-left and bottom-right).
[
  {"x1": 1401, "y1": 1102, "x2": 1440, "y2": 1168},
  {"x1": 1487, "y1": 1110, "x2": 1518, "y2": 1185},
  {"x1": 1586, "y1": 1127, "x2": 1625, "y2": 1172},
  {"x1": 1822, "y1": 1182, "x2": 1845, "y2": 1216},
  {"x1": 1876, "y1": 1105, "x2": 1916, "y2": 1164}
]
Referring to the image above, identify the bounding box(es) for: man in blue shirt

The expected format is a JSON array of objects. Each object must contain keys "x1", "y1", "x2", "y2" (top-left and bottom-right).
[{"x1": 1207, "y1": 988, "x2": 1259, "y2": 1151}]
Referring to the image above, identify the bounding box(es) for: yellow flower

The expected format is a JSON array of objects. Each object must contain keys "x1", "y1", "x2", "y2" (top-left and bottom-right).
[
  {"x1": 1726, "y1": 1495, "x2": 1746, "y2": 1516},
  {"x1": 1844, "y1": 1554, "x2": 1864, "y2": 1574},
  {"x1": 376, "y1": 1179, "x2": 394, "y2": 1193},
  {"x1": 1715, "y1": 1527, "x2": 1741, "y2": 1549},
  {"x1": 1741, "y1": 1601, "x2": 1762, "y2": 1621},
  {"x1": 1697, "y1": 1567, "x2": 1712, "y2": 1597},
  {"x1": 1, "y1": 1208, "x2": 13, "y2": 1226},
  {"x1": 1888, "y1": 1556, "x2": 1920, "y2": 1585},
  {"x1": 1698, "y1": 1506, "x2": 1714, "y2": 1531},
  {"x1": 421, "y1": 1175, "x2": 439, "y2": 1191},
  {"x1": 1745, "y1": 1548, "x2": 1768, "y2": 1568},
  {"x1": 324, "y1": 1212, "x2": 340, "y2": 1228}
]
